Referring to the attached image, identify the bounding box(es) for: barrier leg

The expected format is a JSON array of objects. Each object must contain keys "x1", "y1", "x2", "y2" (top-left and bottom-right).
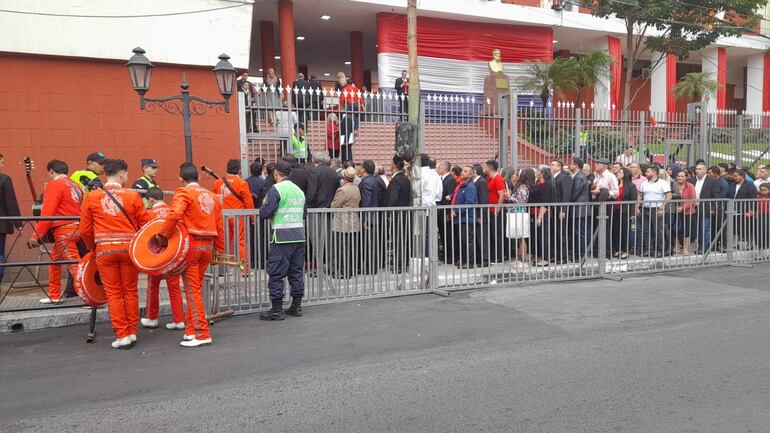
[{"x1": 86, "y1": 306, "x2": 97, "y2": 343}]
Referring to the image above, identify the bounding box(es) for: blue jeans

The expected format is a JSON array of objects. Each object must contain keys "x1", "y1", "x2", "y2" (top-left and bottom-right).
[
  {"x1": 698, "y1": 217, "x2": 711, "y2": 251},
  {"x1": 0, "y1": 233, "x2": 6, "y2": 283}
]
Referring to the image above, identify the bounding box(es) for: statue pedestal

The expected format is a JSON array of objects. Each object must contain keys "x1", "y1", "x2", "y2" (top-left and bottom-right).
[{"x1": 483, "y1": 73, "x2": 510, "y2": 113}]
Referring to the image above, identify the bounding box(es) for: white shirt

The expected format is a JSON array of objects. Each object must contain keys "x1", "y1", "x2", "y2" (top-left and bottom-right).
[
  {"x1": 593, "y1": 169, "x2": 619, "y2": 199},
  {"x1": 419, "y1": 166, "x2": 441, "y2": 207},
  {"x1": 734, "y1": 182, "x2": 742, "y2": 198},
  {"x1": 640, "y1": 178, "x2": 671, "y2": 208},
  {"x1": 616, "y1": 153, "x2": 635, "y2": 167},
  {"x1": 754, "y1": 177, "x2": 770, "y2": 189},
  {"x1": 695, "y1": 175, "x2": 706, "y2": 198}
]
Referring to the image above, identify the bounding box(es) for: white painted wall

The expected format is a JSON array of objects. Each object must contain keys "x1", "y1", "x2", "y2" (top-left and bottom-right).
[
  {"x1": 0, "y1": 0, "x2": 252, "y2": 68},
  {"x1": 746, "y1": 54, "x2": 764, "y2": 113},
  {"x1": 650, "y1": 52, "x2": 668, "y2": 114},
  {"x1": 701, "y1": 47, "x2": 720, "y2": 113}
]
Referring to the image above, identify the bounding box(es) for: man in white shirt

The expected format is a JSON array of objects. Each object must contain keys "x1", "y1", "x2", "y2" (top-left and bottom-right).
[
  {"x1": 418, "y1": 154, "x2": 441, "y2": 207},
  {"x1": 754, "y1": 165, "x2": 769, "y2": 189},
  {"x1": 591, "y1": 158, "x2": 619, "y2": 200},
  {"x1": 636, "y1": 165, "x2": 672, "y2": 257},
  {"x1": 616, "y1": 145, "x2": 637, "y2": 167}
]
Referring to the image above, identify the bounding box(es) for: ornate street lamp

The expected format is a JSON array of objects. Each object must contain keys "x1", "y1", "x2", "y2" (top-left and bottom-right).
[{"x1": 126, "y1": 47, "x2": 236, "y2": 163}]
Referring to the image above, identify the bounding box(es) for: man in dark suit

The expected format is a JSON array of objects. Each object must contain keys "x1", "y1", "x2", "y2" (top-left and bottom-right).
[
  {"x1": 394, "y1": 70, "x2": 409, "y2": 117},
  {"x1": 0, "y1": 153, "x2": 22, "y2": 284},
  {"x1": 386, "y1": 156, "x2": 412, "y2": 272},
  {"x1": 472, "y1": 164, "x2": 489, "y2": 267},
  {"x1": 689, "y1": 163, "x2": 721, "y2": 252},
  {"x1": 550, "y1": 159, "x2": 573, "y2": 262},
  {"x1": 307, "y1": 153, "x2": 339, "y2": 209},
  {"x1": 569, "y1": 158, "x2": 591, "y2": 260},
  {"x1": 308, "y1": 75, "x2": 324, "y2": 121},
  {"x1": 727, "y1": 169, "x2": 758, "y2": 247},
  {"x1": 437, "y1": 161, "x2": 457, "y2": 263},
  {"x1": 291, "y1": 72, "x2": 311, "y2": 127},
  {"x1": 358, "y1": 160, "x2": 385, "y2": 273},
  {"x1": 282, "y1": 155, "x2": 310, "y2": 197},
  {"x1": 246, "y1": 159, "x2": 268, "y2": 269},
  {"x1": 236, "y1": 71, "x2": 249, "y2": 93}
]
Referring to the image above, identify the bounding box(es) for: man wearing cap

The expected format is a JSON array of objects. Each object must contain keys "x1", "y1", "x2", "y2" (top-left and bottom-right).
[
  {"x1": 259, "y1": 160, "x2": 306, "y2": 321},
  {"x1": 71, "y1": 152, "x2": 106, "y2": 193},
  {"x1": 131, "y1": 159, "x2": 160, "y2": 208},
  {"x1": 591, "y1": 158, "x2": 619, "y2": 201},
  {"x1": 291, "y1": 122, "x2": 308, "y2": 165}
]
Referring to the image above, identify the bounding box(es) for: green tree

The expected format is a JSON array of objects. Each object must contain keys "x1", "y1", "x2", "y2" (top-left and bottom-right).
[
  {"x1": 520, "y1": 58, "x2": 577, "y2": 106},
  {"x1": 570, "y1": 50, "x2": 614, "y2": 107},
  {"x1": 671, "y1": 71, "x2": 721, "y2": 102},
  {"x1": 585, "y1": 0, "x2": 767, "y2": 110}
]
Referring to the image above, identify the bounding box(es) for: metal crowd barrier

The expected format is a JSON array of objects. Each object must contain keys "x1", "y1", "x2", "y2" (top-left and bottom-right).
[{"x1": 209, "y1": 198, "x2": 770, "y2": 316}]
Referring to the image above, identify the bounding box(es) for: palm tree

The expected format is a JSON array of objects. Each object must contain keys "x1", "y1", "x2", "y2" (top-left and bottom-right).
[
  {"x1": 520, "y1": 58, "x2": 577, "y2": 107},
  {"x1": 570, "y1": 50, "x2": 613, "y2": 107},
  {"x1": 671, "y1": 72, "x2": 721, "y2": 103}
]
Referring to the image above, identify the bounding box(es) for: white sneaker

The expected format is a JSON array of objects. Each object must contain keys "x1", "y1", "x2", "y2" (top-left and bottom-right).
[
  {"x1": 165, "y1": 322, "x2": 185, "y2": 330},
  {"x1": 140, "y1": 318, "x2": 158, "y2": 328},
  {"x1": 180, "y1": 338, "x2": 212, "y2": 347},
  {"x1": 39, "y1": 298, "x2": 62, "y2": 304},
  {"x1": 111, "y1": 337, "x2": 132, "y2": 349},
  {"x1": 128, "y1": 334, "x2": 137, "y2": 343},
  {"x1": 182, "y1": 334, "x2": 195, "y2": 341}
]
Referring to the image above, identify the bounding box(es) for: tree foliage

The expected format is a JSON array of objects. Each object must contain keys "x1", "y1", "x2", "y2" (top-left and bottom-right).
[
  {"x1": 671, "y1": 71, "x2": 721, "y2": 102},
  {"x1": 521, "y1": 50, "x2": 613, "y2": 106}
]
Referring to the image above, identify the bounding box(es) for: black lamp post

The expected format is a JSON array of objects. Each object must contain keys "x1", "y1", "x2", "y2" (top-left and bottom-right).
[{"x1": 126, "y1": 47, "x2": 237, "y2": 163}]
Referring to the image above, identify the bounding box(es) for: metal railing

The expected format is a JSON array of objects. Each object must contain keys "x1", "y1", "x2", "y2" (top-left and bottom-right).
[{"x1": 208, "y1": 198, "x2": 770, "y2": 315}]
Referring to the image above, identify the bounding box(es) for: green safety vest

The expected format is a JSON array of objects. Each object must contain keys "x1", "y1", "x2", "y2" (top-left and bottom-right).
[
  {"x1": 291, "y1": 134, "x2": 308, "y2": 159},
  {"x1": 70, "y1": 170, "x2": 98, "y2": 193},
  {"x1": 138, "y1": 176, "x2": 158, "y2": 208},
  {"x1": 271, "y1": 180, "x2": 306, "y2": 244}
]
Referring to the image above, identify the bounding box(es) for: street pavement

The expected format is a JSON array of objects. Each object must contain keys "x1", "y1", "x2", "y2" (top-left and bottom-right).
[{"x1": 2, "y1": 265, "x2": 770, "y2": 433}]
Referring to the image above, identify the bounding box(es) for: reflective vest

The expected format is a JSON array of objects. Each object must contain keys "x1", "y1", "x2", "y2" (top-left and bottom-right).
[
  {"x1": 291, "y1": 134, "x2": 308, "y2": 159},
  {"x1": 271, "y1": 180, "x2": 305, "y2": 244},
  {"x1": 70, "y1": 170, "x2": 98, "y2": 193},
  {"x1": 138, "y1": 176, "x2": 158, "y2": 208}
]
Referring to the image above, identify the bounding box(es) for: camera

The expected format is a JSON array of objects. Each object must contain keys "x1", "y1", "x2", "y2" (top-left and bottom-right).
[{"x1": 80, "y1": 176, "x2": 103, "y2": 191}]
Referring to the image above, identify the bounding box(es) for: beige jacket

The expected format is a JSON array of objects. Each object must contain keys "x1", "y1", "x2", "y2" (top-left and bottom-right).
[{"x1": 331, "y1": 183, "x2": 361, "y2": 233}]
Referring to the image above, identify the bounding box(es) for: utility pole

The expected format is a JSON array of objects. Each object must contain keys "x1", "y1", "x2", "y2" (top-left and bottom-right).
[{"x1": 407, "y1": 0, "x2": 421, "y2": 206}]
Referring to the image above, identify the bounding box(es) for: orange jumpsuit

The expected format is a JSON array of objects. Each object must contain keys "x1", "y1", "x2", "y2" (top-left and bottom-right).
[
  {"x1": 80, "y1": 182, "x2": 149, "y2": 339},
  {"x1": 144, "y1": 202, "x2": 184, "y2": 323},
  {"x1": 161, "y1": 182, "x2": 224, "y2": 341},
  {"x1": 212, "y1": 175, "x2": 254, "y2": 272},
  {"x1": 33, "y1": 175, "x2": 84, "y2": 300}
]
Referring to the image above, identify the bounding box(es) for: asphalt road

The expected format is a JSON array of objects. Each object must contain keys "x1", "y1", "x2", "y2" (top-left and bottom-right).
[{"x1": 3, "y1": 265, "x2": 770, "y2": 433}]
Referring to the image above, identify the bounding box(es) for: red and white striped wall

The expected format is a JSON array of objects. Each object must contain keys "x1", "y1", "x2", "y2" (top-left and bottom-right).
[
  {"x1": 701, "y1": 47, "x2": 727, "y2": 113},
  {"x1": 746, "y1": 53, "x2": 770, "y2": 114},
  {"x1": 650, "y1": 52, "x2": 677, "y2": 114},
  {"x1": 376, "y1": 13, "x2": 553, "y2": 94}
]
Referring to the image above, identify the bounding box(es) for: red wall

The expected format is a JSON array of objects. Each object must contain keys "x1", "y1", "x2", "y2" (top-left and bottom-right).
[{"x1": 0, "y1": 54, "x2": 239, "y2": 216}]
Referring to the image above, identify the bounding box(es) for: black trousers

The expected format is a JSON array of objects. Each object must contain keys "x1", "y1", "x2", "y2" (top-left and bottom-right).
[{"x1": 455, "y1": 223, "x2": 475, "y2": 265}]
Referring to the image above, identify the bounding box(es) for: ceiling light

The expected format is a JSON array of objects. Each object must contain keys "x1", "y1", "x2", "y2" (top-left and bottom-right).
[
  {"x1": 553, "y1": 40, "x2": 558, "y2": 44},
  {"x1": 344, "y1": 61, "x2": 351, "y2": 65},
  {"x1": 296, "y1": 36, "x2": 305, "y2": 41},
  {"x1": 324, "y1": 73, "x2": 331, "y2": 76},
  {"x1": 321, "y1": 15, "x2": 331, "y2": 20},
  {"x1": 258, "y1": 68, "x2": 263, "y2": 72},
  {"x1": 274, "y1": 55, "x2": 281, "y2": 60}
]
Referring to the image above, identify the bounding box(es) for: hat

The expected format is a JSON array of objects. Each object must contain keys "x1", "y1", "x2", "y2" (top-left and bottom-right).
[
  {"x1": 275, "y1": 160, "x2": 292, "y2": 176},
  {"x1": 86, "y1": 152, "x2": 106, "y2": 164},
  {"x1": 595, "y1": 158, "x2": 611, "y2": 165},
  {"x1": 141, "y1": 159, "x2": 158, "y2": 168},
  {"x1": 296, "y1": 122, "x2": 305, "y2": 131},
  {"x1": 342, "y1": 166, "x2": 356, "y2": 182}
]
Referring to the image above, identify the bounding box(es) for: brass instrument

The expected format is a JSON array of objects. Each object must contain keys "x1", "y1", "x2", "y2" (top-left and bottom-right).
[{"x1": 211, "y1": 251, "x2": 245, "y2": 273}]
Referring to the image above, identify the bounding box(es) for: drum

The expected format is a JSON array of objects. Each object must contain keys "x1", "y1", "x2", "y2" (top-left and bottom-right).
[
  {"x1": 129, "y1": 219, "x2": 193, "y2": 277},
  {"x1": 75, "y1": 252, "x2": 107, "y2": 307}
]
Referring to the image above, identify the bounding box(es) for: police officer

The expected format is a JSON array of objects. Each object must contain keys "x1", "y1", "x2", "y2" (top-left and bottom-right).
[
  {"x1": 131, "y1": 159, "x2": 160, "y2": 208},
  {"x1": 259, "y1": 160, "x2": 306, "y2": 321},
  {"x1": 71, "y1": 152, "x2": 106, "y2": 193},
  {"x1": 290, "y1": 122, "x2": 308, "y2": 166}
]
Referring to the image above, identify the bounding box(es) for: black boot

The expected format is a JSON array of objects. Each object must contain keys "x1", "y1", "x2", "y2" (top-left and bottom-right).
[
  {"x1": 284, "y1": 297, "x2": 303, "y2": 317},
  {"x1": 259, "y1": 300, "x2": 284, "y2": 321}
]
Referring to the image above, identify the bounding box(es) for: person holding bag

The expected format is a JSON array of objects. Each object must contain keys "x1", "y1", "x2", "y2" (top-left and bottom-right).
[{"x1": 505, "y1": 168, "x2": 535, "y2": 269}]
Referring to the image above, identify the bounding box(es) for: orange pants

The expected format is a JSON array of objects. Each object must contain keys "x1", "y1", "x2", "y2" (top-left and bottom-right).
[
  {"x1": 95, "y1": 247, "x2": 139, "y2": 339},
  {"x1": 48, "y1": 224, "x2": 81, "y2": 300},
  {"x1": 180, "y1": 239, "x2": 213, "y2": 340},
  {"x1": 228, "y1": 217, "x2": 248, "y2": 273},
  {"x1": 146, "y1": 274, "x2": 184, "y2": 323}
]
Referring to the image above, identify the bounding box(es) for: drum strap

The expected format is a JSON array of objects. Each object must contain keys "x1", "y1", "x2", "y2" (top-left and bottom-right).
[{"x1": 101, "y1": 188, "x2": 138, "y2": 231}]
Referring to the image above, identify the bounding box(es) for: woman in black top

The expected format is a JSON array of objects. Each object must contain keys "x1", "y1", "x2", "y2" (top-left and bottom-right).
[
  {"x1": 529, "y1": 166, "x2": 556, "y2": 266},
  {"x1": 612, "y1": 167, "x2": 638, "y2": 259}
]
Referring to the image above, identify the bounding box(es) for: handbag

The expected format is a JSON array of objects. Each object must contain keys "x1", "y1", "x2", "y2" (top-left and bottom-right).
[{"x1": 506, "y1": 210, "x2": 530, "y2": 239}]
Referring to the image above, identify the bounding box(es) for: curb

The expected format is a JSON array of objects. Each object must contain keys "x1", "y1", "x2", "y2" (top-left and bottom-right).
[{"x1": 1, "y1": 303, "x2": 174, "y2": 333}]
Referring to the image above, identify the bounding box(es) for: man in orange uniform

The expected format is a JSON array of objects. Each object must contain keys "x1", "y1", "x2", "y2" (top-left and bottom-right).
[
  {"x1": 139, "y1": 187, "x2": 185, "y2": 331},
  {"x1": 80, "y1": 159, "x2": 149, "y2": 349},
  {"x1": 159, "y1": 163, "x2": 224, "y2": 347},
  {"x1": 211, "y1": 159, "x2": 254, "y2": 275},
  {"x1": 29, "y1": 160, "x2": 83, "y2": 304}
]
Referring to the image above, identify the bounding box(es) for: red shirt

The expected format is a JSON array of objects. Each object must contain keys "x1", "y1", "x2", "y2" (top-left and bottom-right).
[
  {"x1": 212, "y1": 175, "x2": 255, "y2": 210},
  {"x1": 487, "y1": 173, "x2": 506, "y2": 212},
  {"x1": 80, "y1": 182, "x2": 149, "y2": 250},
  {"x1": 149, "y1": 202, "x2": 171, "y2": 220},
  {"x1": 34, "y1": 174, "x2": 84, "y2": 238}
]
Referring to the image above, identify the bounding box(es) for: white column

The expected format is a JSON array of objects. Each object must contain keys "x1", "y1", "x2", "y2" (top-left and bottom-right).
[
  {"x1": 746, "y1": 53, "x2": 764, "y2": 114},
  {"x1": 650, "y1": 51, "x2": 668, "y2": 114},
  {"x1": 701, "y1": 47, "x2": 720, "y2": 113},
  {"x1": 592, "y1": 37, "x2": 611, "y2": 119}
]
